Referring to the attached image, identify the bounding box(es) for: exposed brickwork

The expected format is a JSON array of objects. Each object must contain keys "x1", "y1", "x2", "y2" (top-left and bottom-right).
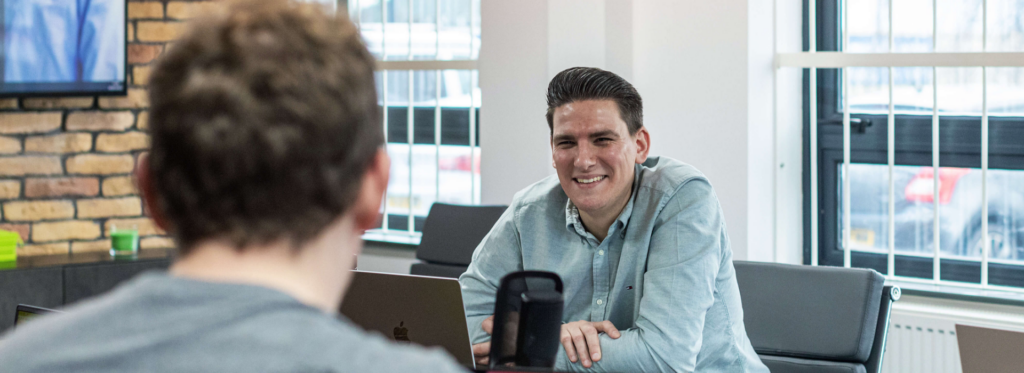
[
  {"x1": 25, "y1": 178, "x2": 100, "y2": 198},
  {"x1": 96, "y1": 132, "x2": 150, "y2": 153},
  {"x1": 0, "y1": 0, "x2": 210, "y2": 256},
  {"x1": 167, "y1": 1, "x2": 219, "y2": 19},
  {"x1": 18, "y1": 242, "x2": 69, "y2": 256},
  {"x1": 136, "y1": 112, "x2": 149, "y2": 130},
  {"x1": 21, "y1": 97, "x2": 95, "y2": 110},
  {"x1": 0, "y1": 181, "x2": 20, "y2": 199},
  {"x1": 32, "y1": 220, "x2": 101, "y2": 242},
  {"x1": 72, "y1": 239, "x2": 111, "y2": 253},
  {"x1": 136, "y1": 21, "x2": 185, "y2": 42},
  {"x1": 25, "y1": 133, "x2": 93, "y2": 154},
  {"x1": 0, "y1": 136, "x2": 21, "y2": 154},
  {"x1": 101, "y1": 176, "x2": 137, "y2": 196},
  {"x1": 141, "y1": 236, "x2": 175, "y2": 249},
  {"x1": 98, "y1": 88, "x2": 149, "y2": 109},
  {"x1": 66, "y1": 111, "x2": 135, "y2": 131},
  {"x1": 0, "y1": 157, "x2": 63, "y2": 176},
  {"x1": 3, "y1": 200, "x2": 75, "y2": 222},
  {"x1": 66, "y1": 154, "x2": 136, "y2": 175},
  {"x1": 128, "y1": 44, "x2": 163, "y2": 64},
  {"x1": 105, "y1": 217, "x2": 164, "y2": 237},
  {"x1": 0, "y1": 223, "x2": 29, "y2": 241},
  {"x1": 0, "y1": 112, "x2": 62, "y2": 134},
  {"x1": 77, "y1": 197, "x2": 143, "y2": 219},
  {"x1": 128, "y1": 2, "x2": 164, "y2": 19},
  {"x1": 133, "y1": 65, "x2": 153, "y2": 85}
]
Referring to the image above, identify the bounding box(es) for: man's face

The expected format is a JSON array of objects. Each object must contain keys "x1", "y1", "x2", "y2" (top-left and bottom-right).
[{"x1": 551, "y1": 99, "x2": 649, "y2": 219}]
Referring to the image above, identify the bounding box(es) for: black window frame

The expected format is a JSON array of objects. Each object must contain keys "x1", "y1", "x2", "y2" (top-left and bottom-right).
[{"x1": 802, "y1": 0, "x2": 1024, "y2": 288}]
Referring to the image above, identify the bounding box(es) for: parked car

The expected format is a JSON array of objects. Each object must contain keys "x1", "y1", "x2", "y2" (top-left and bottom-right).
[{"x1": 845, "y1": 163, "x2": 1024, "y2": 261}]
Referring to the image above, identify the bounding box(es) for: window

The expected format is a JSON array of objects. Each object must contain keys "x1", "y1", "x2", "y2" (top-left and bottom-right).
[
  {"x1": 346, "y1": 0, "x2": 481, "y2": 244},
  {"x1": 786, "y1": 0, "x2": 1024, "y2": 292}
]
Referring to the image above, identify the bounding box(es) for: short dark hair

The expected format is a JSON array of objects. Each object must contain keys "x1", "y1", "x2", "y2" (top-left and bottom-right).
[
  {"x1": 545, "y1": 67, "x2": 643, "y2": 134},
  {"x1": 146, "y1": 0, "x2": 382, "y2": 254}
]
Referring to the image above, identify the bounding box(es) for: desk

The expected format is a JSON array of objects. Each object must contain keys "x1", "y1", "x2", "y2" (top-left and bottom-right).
[{"x1": 0, "y1": 249, "x2": 174, "y2": 333}]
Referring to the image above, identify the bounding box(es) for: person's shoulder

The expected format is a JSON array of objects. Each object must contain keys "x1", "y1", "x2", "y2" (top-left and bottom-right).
[
  {"x1": 508, "y1": 173, "x2": 566, "y2": 211},
  {"x1": 293, "y1": 319, "x2": 466, "y2": 372},
  {"x1": 638, "y1": 156, "x2": 711, "y2": 196}
]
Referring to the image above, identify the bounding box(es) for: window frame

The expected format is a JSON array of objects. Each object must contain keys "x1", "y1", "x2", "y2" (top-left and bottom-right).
[
  {"x1": 346, "y1": 0, "x2": 483, "y2": 244},
  {"x1": 801, "y1": 0, "x2": 1024, "y2": 289}
]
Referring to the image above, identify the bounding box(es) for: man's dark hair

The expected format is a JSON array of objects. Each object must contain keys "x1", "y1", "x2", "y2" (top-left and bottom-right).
[
  {"x1": 545, "y1": 67, "x2": 643, "y2": 134},
  {"x1": 146, "y1": 0, "x2": 381, "y2": 254}
]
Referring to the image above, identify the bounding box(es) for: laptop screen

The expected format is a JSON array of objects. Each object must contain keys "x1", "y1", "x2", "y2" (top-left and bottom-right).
[{"x1": 14, "y1": 305, "x2": 57, "y2": 328}]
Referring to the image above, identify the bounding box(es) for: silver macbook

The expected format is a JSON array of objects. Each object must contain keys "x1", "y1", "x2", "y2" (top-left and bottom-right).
[
  {"x1": 956, "y1": 324, "x2": 1024, "y2": 373},
  {"x1": 340, "y1": 271, "x2": 475, "y2": 369}
]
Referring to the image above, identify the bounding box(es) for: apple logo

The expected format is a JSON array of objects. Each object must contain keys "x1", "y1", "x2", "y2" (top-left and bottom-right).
[{"x1": 393, "y1": 321, "x2": 410, "y2": 342}]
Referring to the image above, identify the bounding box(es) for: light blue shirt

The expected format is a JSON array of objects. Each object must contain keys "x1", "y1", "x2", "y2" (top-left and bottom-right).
[
  {"x1": 460, "y1": 156, "x2": 768, "y2": 372},
  {"x1": 4, "y1": 0, "x2": 124, "y2": 83}
]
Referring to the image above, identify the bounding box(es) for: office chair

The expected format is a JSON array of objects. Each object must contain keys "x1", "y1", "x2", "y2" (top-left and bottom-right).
[
  {"x1": 409, "y1": 203, "x2": 507, "y2": 278},
  {"x1": 734, "y1": 261, "x2": 900, "y2": 373}
]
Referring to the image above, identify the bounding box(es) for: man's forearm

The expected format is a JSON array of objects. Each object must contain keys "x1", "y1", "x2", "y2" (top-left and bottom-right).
[{"x1": 553, "y1": 329, "x2": 693, "y2": 372}]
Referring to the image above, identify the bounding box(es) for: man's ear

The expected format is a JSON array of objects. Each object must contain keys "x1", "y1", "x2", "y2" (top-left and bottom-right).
[
  {"x1": 633, "y1": 126, "x2": 651, "y2": 164},
  {"x1": 353, "y1": 148, "x2": 391, "y2": 231},
  {"x1": 135, "y1": 153, "x2": 172, "y2": 233}
]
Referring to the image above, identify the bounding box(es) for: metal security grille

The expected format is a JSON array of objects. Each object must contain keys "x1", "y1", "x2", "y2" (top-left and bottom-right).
[
  {"x1": 782, "y1": 0, "x2": 1024, "y2": 293},
  {"x1": 348, "y1": 0, "x2": 481, "y2": 244}
]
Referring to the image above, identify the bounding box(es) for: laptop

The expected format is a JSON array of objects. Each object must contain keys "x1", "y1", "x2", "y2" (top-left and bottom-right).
[
  {"x1": 340, "y1": 271, "x2": 475, "y2": 369},
  {"x1": 956, "y1": 324, "x2": 1024, "y2": 373},
  {"x1": 14, "y1": 304, "x2": 60, "y2": 329}
]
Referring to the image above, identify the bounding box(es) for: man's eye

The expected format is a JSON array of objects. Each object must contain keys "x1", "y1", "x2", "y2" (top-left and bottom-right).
[
  {"x1": 596, "y1": 138, "x2": 612, "y2": 143},
  {"x1": 558, "y1": 141, "x2": 574, "y2": 147}
]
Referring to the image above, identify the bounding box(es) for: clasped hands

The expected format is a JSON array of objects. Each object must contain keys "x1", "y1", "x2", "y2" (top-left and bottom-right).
[{"x1": 472, "y1": 315, "x2": 621, "y2": 368}]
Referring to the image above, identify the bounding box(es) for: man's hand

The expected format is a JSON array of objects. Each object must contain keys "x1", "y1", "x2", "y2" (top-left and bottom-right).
[
  {"x1": 560, "y1": 320, "x2": 621, "y2": 368},
  {"x1": 472, "y1": 315, "x2": 495, "y2": 366}
]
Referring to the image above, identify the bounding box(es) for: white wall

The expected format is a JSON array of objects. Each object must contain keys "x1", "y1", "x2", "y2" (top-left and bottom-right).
[
  {"x1": 477, "y1": 0, "x2": 553, "y2": 205},
  {"x1": 479, "y1": 0, "x2": 790, "y2": 262}
]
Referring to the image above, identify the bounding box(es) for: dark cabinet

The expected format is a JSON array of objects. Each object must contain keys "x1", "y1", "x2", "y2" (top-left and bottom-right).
[{"x1": 0, "y1": 250, "x2": 172, "y2": 333}]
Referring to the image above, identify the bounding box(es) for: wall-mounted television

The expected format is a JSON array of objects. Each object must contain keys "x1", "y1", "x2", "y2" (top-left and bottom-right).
[{"x1": 1, "y1": 0, "x2": 127, "y2": 97}]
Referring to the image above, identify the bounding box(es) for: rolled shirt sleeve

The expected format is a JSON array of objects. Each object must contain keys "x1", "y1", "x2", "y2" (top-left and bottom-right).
[{"x1": 459, "y1": 204, "x2": 523, "y2": 345}]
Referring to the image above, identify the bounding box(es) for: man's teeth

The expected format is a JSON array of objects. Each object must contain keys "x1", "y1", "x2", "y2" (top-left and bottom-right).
[{"x1": 576, "y1": 176, "x2": 605, "y2": 184}]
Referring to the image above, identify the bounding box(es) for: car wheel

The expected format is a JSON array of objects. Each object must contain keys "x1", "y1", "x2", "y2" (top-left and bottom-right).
[{"x1": 970, "y1": 224, "x2": 1008, "y2": 260}]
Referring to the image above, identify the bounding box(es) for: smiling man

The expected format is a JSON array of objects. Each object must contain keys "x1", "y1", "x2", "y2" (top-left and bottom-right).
[{"x1": 459, "y1": 67, "x2": 768, "y2": 372}]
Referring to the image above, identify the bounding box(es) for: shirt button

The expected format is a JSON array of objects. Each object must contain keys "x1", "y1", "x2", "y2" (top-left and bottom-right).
[
  {"x1": 598, "y1": 250, "x2": 605, "y2": 256},
  {"x1": 596, "y1": 299, "x2": 603, "y2": 305}
]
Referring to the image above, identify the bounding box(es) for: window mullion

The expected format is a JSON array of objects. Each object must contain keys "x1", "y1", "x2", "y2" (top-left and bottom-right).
[
  {"x1": 841, "y1": 0, "x2": 851, "y2": 269},
  {"x1": 932, "y1": 65, "x2": 941, "y2": 284},
  {"x1": 809, "y1": 0, "x2": 818, "y2": 266}
]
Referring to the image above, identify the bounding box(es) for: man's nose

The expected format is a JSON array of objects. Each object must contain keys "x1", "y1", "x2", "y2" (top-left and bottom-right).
[{"x1": 574, "y1": 143, "x2": 597, "y2": 169}]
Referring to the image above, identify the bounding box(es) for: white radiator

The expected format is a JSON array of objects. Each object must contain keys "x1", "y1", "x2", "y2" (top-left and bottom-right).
[{"x1": 880, "y1": 294, "x2": 1024, "y2": 373}]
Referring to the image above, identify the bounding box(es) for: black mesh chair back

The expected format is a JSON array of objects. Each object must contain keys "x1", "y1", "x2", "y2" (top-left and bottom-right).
[{"x1": 410, "y1": 203, "x2": 508, "y2": 278}]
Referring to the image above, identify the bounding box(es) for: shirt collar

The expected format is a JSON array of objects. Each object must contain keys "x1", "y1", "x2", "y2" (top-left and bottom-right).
[{"x1": 564, "y1": 164, "x2": 642, "y2": 238}]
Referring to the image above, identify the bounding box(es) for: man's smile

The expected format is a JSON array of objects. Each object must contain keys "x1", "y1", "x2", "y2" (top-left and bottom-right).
[{"x1": 574, "y1": 175, "x2": 607, "y2": 186}]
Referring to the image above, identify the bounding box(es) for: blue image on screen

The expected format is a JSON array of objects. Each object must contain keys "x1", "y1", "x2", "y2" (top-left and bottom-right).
[{"x1": 2, "y1": 0, "x2": 126, "y2": 95}]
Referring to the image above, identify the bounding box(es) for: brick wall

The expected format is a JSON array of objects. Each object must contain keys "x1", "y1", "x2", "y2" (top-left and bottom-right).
[{"x1": 0, "y1": 1, "x2": 215, "y2": 256}]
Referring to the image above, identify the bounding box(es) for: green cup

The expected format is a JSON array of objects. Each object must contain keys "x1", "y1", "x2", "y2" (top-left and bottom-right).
[{"x1": 110, "y1": 226, "x2": 139, "y2": 257}]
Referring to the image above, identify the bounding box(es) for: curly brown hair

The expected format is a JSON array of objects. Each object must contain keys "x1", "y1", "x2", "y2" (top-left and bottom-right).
[{"x1": 146, "y1": 0, "x2": 382, "y2": 253}]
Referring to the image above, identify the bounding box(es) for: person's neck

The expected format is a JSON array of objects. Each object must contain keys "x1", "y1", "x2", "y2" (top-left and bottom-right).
[
  {"x1": 578, "y1": 187, "x2": 633, "y2": 243},
  {"x1": 169, "y1": 216, "x2": 361, "y2": 314}
]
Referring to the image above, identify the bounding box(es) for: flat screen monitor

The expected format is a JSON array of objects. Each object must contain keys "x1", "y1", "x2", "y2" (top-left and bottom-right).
[{"x1": 0, "y1": 0, "x2": 127, "y2": 97}]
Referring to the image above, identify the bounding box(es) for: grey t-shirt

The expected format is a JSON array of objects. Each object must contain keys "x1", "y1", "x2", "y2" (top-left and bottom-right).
[{"x1": 0, "y1": 273, "x2": 468, "y2": 373}]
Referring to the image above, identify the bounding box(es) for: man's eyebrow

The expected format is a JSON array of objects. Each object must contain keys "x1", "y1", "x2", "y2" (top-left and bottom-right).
[
  {"x1": 552, "y1": 134, "x2": 576, "y2": 143},
  {"x1": 589, "y1": 130, "x2": 620, "y2": 139}
]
